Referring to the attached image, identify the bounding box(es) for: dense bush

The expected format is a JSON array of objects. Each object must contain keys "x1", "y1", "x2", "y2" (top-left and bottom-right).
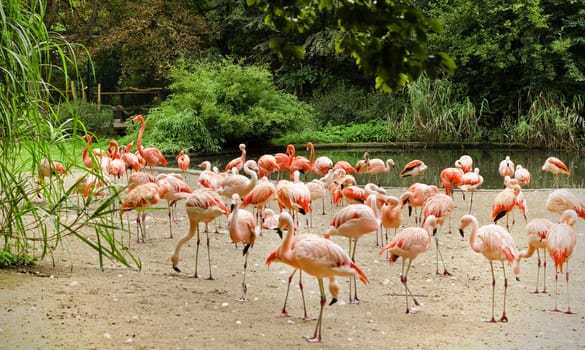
[{"x1": 57, "y1": 101, "x2": 116, "y2": 137}]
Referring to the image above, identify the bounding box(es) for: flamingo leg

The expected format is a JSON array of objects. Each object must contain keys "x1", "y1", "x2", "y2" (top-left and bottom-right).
[
  {"x1": 552, "y1": 269, "x2": 561, "y2": 312},
  {"x1": 205, "y1": 228, "x2": 214, "y2": 280},
  {"x1": 434, "y1": 233, "x2": 451, "y2": 276},
  {"x1": 280, "y1": 269, "x2": 297, "y2": 317},
  {"x1": 305, "y1": 278, "x2": 325, "y2": 343},
  {"x1": 500, "y1": 262, "x2": 509, "y2": 322},
  {"x1": 237, "y1": 248, "x2": 250, "y2": 302},
  {"x1": 485, "y1": 261, "x2": 497, "y2": 323},
  {"x1": 171, "y1": 220, "x2": 196, "y2": 274},
  {"x1": 542, "y1": 250, "x2": 548, "y2": 293},
  {"x1": 298, "y1": 270, "x2": 311, "y2": 321},
  {"x1": 194, "y1": 223, "x2": 201, "y2": 278},
  {"x1": 349, "y1": 238, "x2": 365, "y2": 304},
  {"x1": 565, "y1": 261, "x2": 573, "y2": 314}
]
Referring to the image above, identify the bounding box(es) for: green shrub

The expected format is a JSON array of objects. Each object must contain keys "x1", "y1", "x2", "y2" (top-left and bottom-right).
[{"x1": 57, "y1": 101, "x2": 115, "y2": 137}]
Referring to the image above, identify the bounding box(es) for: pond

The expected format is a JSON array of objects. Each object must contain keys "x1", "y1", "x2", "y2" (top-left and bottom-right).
[{"x1": 172, "y1": 145, "x2": 583, "y2": 190}]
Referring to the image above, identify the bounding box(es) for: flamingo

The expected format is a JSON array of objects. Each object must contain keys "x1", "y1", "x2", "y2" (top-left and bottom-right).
[
  {"x1": 333, "y1": 160, "x2": 357, "y2": 174},
  {"x1": 289, "y1": 142, "x2": 315, "y2": 180},
  {"x1": 120, "y1": 141, "x2": 141, "y2": 175},
  {"x1": 498, "y1": 155, "x2": 514, "y2": 178},
  {"x1": 514, "y1": 164, "x2": 530, "y2": 186},
  {"x1": 38, "y1": 158, "x2": 67, "y2": 184},
  {"x1": 261, "y1": 208, "x2": 280, "y2": 230},
  {"x1": 546, "y1": 209, "x2": 577, "y2": 314},
  {"x1": 516, "y1": 218, "x2": 553, "y2": 293},
  {"x1": 266, "y1": 211, "x2": 369, "y2": 343},
  {"x1": 324, "y1": 194, "x2": 379, "y2": 303},
  {"x1": 121, "y1": 182, "x2": 167, "y2": 243},
  {"x1": 225, "y1": 143, "x2": 246, "y2": 172},
  {"x1": 455, "y1": 155, "x2": 473, "y2": 173},
  {"x1": 171, "y1": 188, "x2": 230, "y2": 279},
  {"x1": 197, "y1": 161, "x2": 220, "y2": 190},
  {"x1": 227, "y1": 193, "x2": 257, "y2": 302},
  {"x1": 127, "y1": 171, "x2": 156, "y2": 192},
  {"x1": 542, "y1": 156, "x2": 570, "y2": 185},
  {"x1": 107, "y1": 140, "x2": 126, "y2": 180},
  {"x1": 363, "y1": 152, "x2": 395, "y2": 184},
  {"x1": 217, "y1": 159, "x2": 259, "y2": 200},
  {"x1": 313, "y1": 155, "x2": 333, "y2": 177},
  {"x1": 257, "y1": 154, "x2": 280, "y2": 178},
  {"x1": 440, "y1": 167, "x2": 464, "y2": 197},
  {"x1": 423, "y1": 192, "x2": 456, "y2": 275},
  {"x1": 274, "y1": 144, "x2": 295, "y2": 180},
  {"x1": 399, "y1": 159, "x2": 428, "y2": 182},
  {"x1": 459, "y1": 214, "x2": 520, "y2": 323},
  {"x1": 241, "y1": 175, "x2": 277, "y2": 230},
  {"x1": 306, "y1": 179, "x2": 327, "y2": 226},
  {"x1": 156, "y1": 173, "x2": 192, "y2": 238},
  {"x1": 176, "y1": 150, "x2": 190, "y2": 174},
  {"x1": 82, "y1": 134, "x2": 110, "y2": 173},
  {"x1": 379, "y1": 215, "x2": 437, "y2": 313},
  {"x1": 458, "y1": 167, "x2": 484, "y2": 213},
  {"x1": 401, "y1": 183, "x2": 437, "y2": 225},
  {"x1": 380, "y1": 195, "x2": 402, "y2": 247},
  {"x1": 545, "y1": 189, "x2": 585, "y2": 219},
  {"x1": 132, "y1": 115, "x2": 168, "y2": 171},
  {"x1": 276, "y1": 170, "x2": 312, "y2": 226},
  {"x1": 491, "y1": 183, "x2": 522, "y2": 231}
]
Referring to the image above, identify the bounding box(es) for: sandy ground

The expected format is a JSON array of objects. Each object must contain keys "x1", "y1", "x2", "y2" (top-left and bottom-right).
[{"x1": 1, "y1": 169, "x2": 584, "y2": 350}]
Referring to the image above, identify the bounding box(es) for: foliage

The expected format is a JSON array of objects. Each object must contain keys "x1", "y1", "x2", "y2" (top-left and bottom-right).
[
  {"x1": 0, "y1": 249, "x2": 34, "y2": 268},
  {"x1": 248, "y1": 0, "x2": 456, "y2": 92},
  {"x1": 0, "y1": 1, "x2": 139, "y2": 269},
  {"x1": 56, "y1": 101, "x2": 116, "y2": 138},
  {"x1": 274, "y1": 122, "x2": 389, "y2": 144},
  {"x1": 125, "y1": 59, "x2": 315, "y2": 152}
]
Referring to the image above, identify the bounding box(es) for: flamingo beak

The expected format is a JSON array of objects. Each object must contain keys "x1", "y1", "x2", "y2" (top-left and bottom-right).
[{"x1": 459, "y1": 228, "x2": 465, "y2": 238}]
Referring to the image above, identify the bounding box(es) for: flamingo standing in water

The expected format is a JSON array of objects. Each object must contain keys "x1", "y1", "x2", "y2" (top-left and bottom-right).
[
  {"x1": 257, "y1": 154, "x2": 280, "y2": 178},
  {"x1": 324, "y1": 194, "x2": 379, "y2": 303},
  {"x1": 498, "y1": 155, "x2": 515, "y2": 179},
  {"x1": 399, "y1": 159, "x2": 428, "y2": 183},
  {"x1": 171, "y1": 188, "x2": 230, "y2": 279},
  {"x1": 514, "y1": 164, "x2": 530, "y2": 186},
  {"x1": 227, "y1": 193, "x2": 257, "y2": 302},
  {"x1": 455, "y1": 155, "x2": 473, "y2": 173},
  {"x1": 516, "y1": 218, "x2": 553, "y2": 293},
  {"x1": 542, "y1": 156, "x2": 570, "y2": 185},
  {"x1": 289, "y1": 142, "x2": 315, "y2": 180},
  {"x1": 547, "y1": 209, "x2": 577, "y2": 314},
  {"x1": 379, "y1": 215, "x2": 437, "y2": 313},
  {"x1": 266, "y1": 211, "x2": 369, "y2": 343},
  {"x1": 225, "y1": 143, "x2": 247, "y2": 172},
  {"x1": 274, "y1": 144, "x2": 295, "y2": 180},
  {"x1": 363, "y1": 152, "x2": 395, "y2": 185},
  {"x1": 132, "y1": 115, "x2": 168, "y2": 171},
  {"x1": 459, "y1": 214, "x2": 520, "y2": 323},
  {"x1": 176, "y1": 150, "x2": 190, "y2": 174}
]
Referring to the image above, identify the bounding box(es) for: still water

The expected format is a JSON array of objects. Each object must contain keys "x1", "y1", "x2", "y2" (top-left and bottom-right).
[{"x1": 176, "y1": 145, "x2": 583, "y2": 190}]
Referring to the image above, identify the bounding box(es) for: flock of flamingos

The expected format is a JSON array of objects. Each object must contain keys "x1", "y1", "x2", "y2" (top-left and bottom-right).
[{"x1": 38, "y1": 115, "x2": 584, "y2": 343}]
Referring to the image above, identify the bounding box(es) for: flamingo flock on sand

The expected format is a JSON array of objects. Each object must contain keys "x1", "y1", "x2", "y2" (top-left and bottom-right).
[{"x1": 38, "y1": 125, "x2": 584, "y2": 343}]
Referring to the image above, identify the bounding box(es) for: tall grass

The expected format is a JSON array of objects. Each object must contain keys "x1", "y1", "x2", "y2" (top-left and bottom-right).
[{"x1": 0, "y1": 1, "x2": 139, "y2": 269}]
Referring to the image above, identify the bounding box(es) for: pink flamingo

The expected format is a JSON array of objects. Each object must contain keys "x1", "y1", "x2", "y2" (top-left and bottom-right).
[
  {"x1": 379, "y1": 215, "x2": 438, "y2": 313},
  {"x1": 363, "y1": 151, "x2": 395, "y2": 185},
  {"x1": 399, "y1": 159, "x2": 428, "y2": 182},
  {"x1": 333, "y1": 160, "x2": 357, "y2": 174},
  {"x1": 107, "y1": 140, "x2": 126, "y2": 180},
  {"x1": 455, "y1": 155, "x2": 473, "y2": 173},
  {"x1": 156, "y1": 173, "x2": 192, "y2": 238},
  {"x1": 401, "y1": 183, "x2": 437, "y2": 225},
  {"x1": 197, "y1": 161, "x2": 220, "y2": 190},
  {"x1": 458, "y1": 167, "x2": 484, "y2": 213},
  {"x1": 545, "y1": 189, "x2": 585, "y2": 219},
  {"x1": 257, "y1": 153, "x2": 280, "y2": 178},
  {"x1": 514, "y1": 164, "x2": 530, "y2": 186},
  {"x1": 127, "y1": 171, "x2": 156, "y2": 192},
  {"x1": 227, "y1": 193, "x2": 257, "y2": 302},
  {"x1": 491, "y1": 183, "x2": 522, "y2": 230},
  {"x1": 542, "y1": 156, "x2": 570, "y2": 185},
  {"x1": 313, "y1": 155, "x2": 333, "y2": 177},
  {"x1": 176, "y1": 150, "x2": 190, "y2": 174},
  {"x1": 217, "y1": 159, "x2": 259, "y2": 200},
  {"x1": 380, "y1": 195, "x2": 402, "y2": 247},
  {"x1": 82, "y1": 134, "x2": 109, "y2": 172},
  {"x1": 261, "y1": 208, "x2": 280, "y2": 230},
  {"x1": 38, "y1": 158, "x2": 66, "y2": 184},
  {"x1": 242, "y1": 175, "x2": 277, "y2": 231},
  {"x1": 423, "y1": 192, "x2": 456, "y2": 275},
  {"x1": 276, "y1": 170, "x2": 312, "y2": 224},
  {"x1": 324, "y1": 194, "x2": 379, "y2": 303},
  {"x1": 516, "y1": 218, "x2": 553, "y2": 293},
  {"x1": 225, "y1": 143, "x2": 247, "y2": 172},
  {"x1": 274, "y1": 144, "x2": 295, "y2": 180},
  {"x1": 547, "y1": 209, "x2": 577, "y2": 314},
  {"x1": 266, "y1": 211, "x2": 369, "y2": 343},
  {"x1": 459, "y1": 214, "x2": 520, "y2": 322},
  {"x1": 132, "y1": 115, "x2": 168, "y2": 170},
  {"x1": 121, "y1": 182, "x2": 167, "y2": 243},
  {"x1": 440, "y1": 167, "x2": 464, "y2": 197},
  {"x1": 171, "y1": 188, "x2": 230, "y2": 279},
  {"x1": 120, "y1": 141, "x2": 141, "y2": 175},
  {"x1": 289, "y1": 142, "x2": 315, "y2": 180},
  {"x1": 498, "y1": 155, "x2": 515, "y2": 178},
  {"x1": 306, "y1": 179, "x2": 327, "y2": 226}
]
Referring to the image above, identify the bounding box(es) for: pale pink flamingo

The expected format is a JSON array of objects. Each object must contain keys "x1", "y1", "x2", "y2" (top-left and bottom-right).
[
  {"x1": 546, "y1": 209, "x2": 577, "y2": 313},
  {"x1": 227, "y1": 193, "x2": 257, "y2": 302},
  {"x1": 107, "y1": 140, "x2": 126, "y2": 180},
  {"x1": 121, "y1": 182, "x2": 167, "y2": 243},
  {"x1": 127, "y1": 171, "x2": 156, "y2": 192},
  {"x1": 363, "y1": 152, "x2": 395, "y2": 184},
  {"x1": 38, "y1": 158, "x2": 67, "y2": 186},
  {"x1": 514, "y1": 164, "x2": 530, "y2": 186},
  {"x1": 306, "y1": 179, "x2": 327, "y2": 226},
  {"x1": 197, "y1": 161, "x2": 220, "y2": 190},
  {"x1": 440, "y1": 167, "x2": 464, "y2": 197},
  {"x1": 276, "y1": 170, "x2": 312, "y2": 226},
  {"x1": 289, "y1": 142, "x2": 315, "y2": 180},
  {"x1": 313, "y1": 155, "x2": 333, "y2": 177},
  {"x1": 274, "y1": 144, "x2": 295, "y2": 180},
  {"x1": 171, "y1": 188, "x2": 230, "y2": 279},
  {"x1": 242, "y1": 175, "x2": 277, "y2": 231},
  {"x1": 156, "y1": 173, "x2": 192, "y2": 238},
  {"x1": 325, "y1": 194, "x2": 379, "y2": 303},
  {"x1": 176, "y1": 150, "x2": 190, "y2": 174},
  {"x1": 423, "y1": 192, "x2": 456, "y2": 275},
  {"x1": 455, "y1": 155, "x2": 473, "y2": 173},
  {"x1": 82, "y1": 134, "x2": 109, "y2": 172},
  {"x1": 498, "y1": 155, "x2": 514, "y2": 178},
  {"x1": 399, "y1": 159, "x2": 428, "y2": 182},
  {"x1": 542, "y1": 156, "x2": 570, "y2": 185},
  {"x1": 401, "y1": 183, "x2": 437, "y2": 225},
  {"x1": 458, "y1": 167, "x2": 484, "y2": 213},
  {"x1": 379, "y1": 215, "x2": 438, "y2": 313},
  {"x1": 120, "y1": 141, "x2": 141, "y2": 175},
  {"x1": 217, "y1": 159, "x2": 259, "y2": 200},
  {"x1": 257, "y1": 154, "x2": 280, "y2": 178},
  {"x1": 459, "y1": 214, "x2": 520, "y2": 322},
  {"x1": 266, "y1": 211, "x2": 369, "y2": 343},
  {"x1": 225, "y1": 143, "x2": 246, "y2": 172},
  {"x1": 132, "y1": 115, "x2": 168, "y2": 171},
  {"x1": 333, "y1": 160, "x2": 357, "y2": 174},
  {"x1": 491, "y1": 183, "x2": 522, "y2": 231},
  {"x1": 261, "y1": 208, "x2": 280, "y2": 230},
  {"x1": 516, "y1": 218, "x2": 553, "y2": 293},
  {"x1": 545, "y1": 189, "x2": 585, "y2": 219}
]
